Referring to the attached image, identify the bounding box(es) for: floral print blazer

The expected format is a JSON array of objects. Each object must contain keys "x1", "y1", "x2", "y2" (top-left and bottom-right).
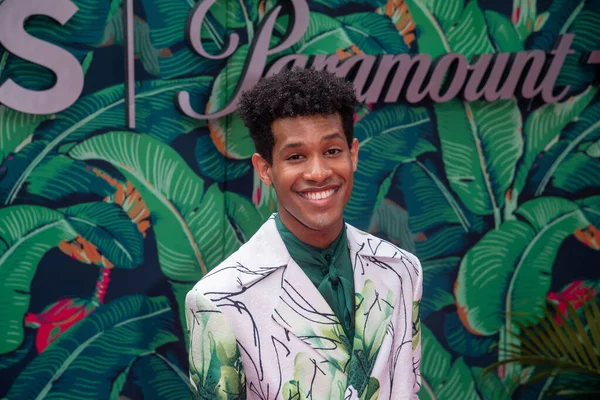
[{"x1": 185, "y1": 215, "x2": 423, "y2": 400}]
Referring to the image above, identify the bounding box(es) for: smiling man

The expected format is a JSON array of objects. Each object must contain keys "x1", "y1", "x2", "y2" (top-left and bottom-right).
[{"x1": 185, "y1": 68, "x2": 423, "y2": 400}]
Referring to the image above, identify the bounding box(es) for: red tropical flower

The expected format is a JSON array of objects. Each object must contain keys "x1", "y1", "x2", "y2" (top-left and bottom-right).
[
  {"x1": 547, "y1": 280, "x2": 598, "y2": 324},
  {"x1": 24, "y1": 267, "x2": 111, "y2": 353},
  {"x1": 25, "y1": 298, "x2": 98, "y2": 353}
]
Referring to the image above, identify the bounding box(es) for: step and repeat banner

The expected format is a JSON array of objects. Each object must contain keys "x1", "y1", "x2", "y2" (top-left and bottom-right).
[{"x1": 1, "y1": 0, "x2": 599, "y2": 398}]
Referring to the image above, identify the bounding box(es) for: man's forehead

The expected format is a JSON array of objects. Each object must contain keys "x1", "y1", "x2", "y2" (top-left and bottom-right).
[{"x1": 272, "y1": 113, "x2": 343, "y2": 137}]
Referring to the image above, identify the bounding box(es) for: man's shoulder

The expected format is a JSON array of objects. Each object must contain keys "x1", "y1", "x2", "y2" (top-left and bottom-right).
[
  {"x1": 188, "y1": 216, "x2": 282, "y2": 296},
  {"x1": 346, "y1": 223, "x2": 421, "y2": 267},
  {"x1": 190, "y1": 247, "x2": 245, "y2": 293}
]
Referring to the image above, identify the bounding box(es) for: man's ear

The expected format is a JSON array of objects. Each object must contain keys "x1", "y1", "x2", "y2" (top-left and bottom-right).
[
  {"x1": 252, "y1": 153, "x2": 273, "y2": 186},
  {"x1": 350, "y1": 138, "x2": 359, "y2": 172}
]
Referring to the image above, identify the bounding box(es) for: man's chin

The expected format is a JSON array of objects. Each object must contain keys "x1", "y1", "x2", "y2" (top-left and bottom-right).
[{"x1": 301, "y1": 214, "x2": 343, "y2": 233}]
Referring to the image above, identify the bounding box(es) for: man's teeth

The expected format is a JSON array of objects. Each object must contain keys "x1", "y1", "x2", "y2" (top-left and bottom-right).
[{"x1": 301, "y1": 188, "x2": 336, "y2": 200}]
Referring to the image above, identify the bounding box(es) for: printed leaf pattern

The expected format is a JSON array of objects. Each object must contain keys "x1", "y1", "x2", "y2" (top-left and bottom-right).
[
  {"x1": 1, "y1": 1, "x2": 599, "y2": 399},
  {"x1": 0, "y1": 206, "x2": 77, "y2": 354},
  {"x1": 5, "y1": 295, "x2": 178, "y2": 399},
  {"x1": 435, "y1": 98, "x2": 523, "y2": 223},
  {"x1": 455, "y1": 197, "x2": 596, "y2": 336}
]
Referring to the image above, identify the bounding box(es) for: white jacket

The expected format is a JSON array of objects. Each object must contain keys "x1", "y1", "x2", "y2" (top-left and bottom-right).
[{"x1": 186, "y1": 215, "x2": 422, "y2": 399}]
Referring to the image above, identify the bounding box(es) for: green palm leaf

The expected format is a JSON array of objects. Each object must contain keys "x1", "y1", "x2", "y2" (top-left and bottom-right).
[
  {"x1": 577, "y1": 196, "x2": 600, "y2": 228},
  {"x1": 225, "y1": 191, "x2": 263, "y2": 242},
  {"x1": 312, "y1": 0, "x2": 386, "y2": 9},
  {"x1": 130, "y1": 352, "x2": 194, "y2": 399},
  {"x1": 68, "y1": 131, "x2": 243, "y2": 337},
  {"x1": 208, "y1": 0, "x2": 258, "y2": 31},
  {"x1": 511, "y1": 86, "x2": 597, "y2": 201},
  {"x1": 368, "y1": 199, "x2": 415, "y2": 254},
  {"x1": 551, "y1": 152, "x2": 600, "y2": 193},
  {"x1": 195, "y1": 131, "x2": 251, "y2": 182},
  {"x1": 345, "y1": 105, "x2": 435, "y2": 229},
  {"x1": 290, "y1": 12, "x2": 354, "y2": 55},
  {"x1": 455, "y1": 197, "x2": 595, "y2": 337},
  {"x1": 435, "y1": 99, "x2": 523, "y2": 225},
  {"x1": 0, "y1": 106, "x2": 49, "y2": 163},
  {"x1": 389, "y1": 158, "x2": 485, "y2": 260},
  {"x1": 337, "y1": 13, "x2": 408, "y2": 54},
  {"x1": 25, "y1": 155, "x2": 114, "y2": 202},
  {"x1": 68, "y1": 131, "x2": 208, "y2": 276},
  {"x1": 139, "y1": 0, "x2": 226, "y2": 78},
  {"x1": 471, "y1": 366, "x2": 510, "y2": 400},
  {"x1": 395, "y1": 160, "x2": 472, "y2": 234},
  {"x1": 415, "y1": 225, "x2": 470, "y2": 261},
  {"x1": 583, "y1": 139, "x2": 600, "y2": 158},
  {"x1": 420, "y1": 257, "x2": 460, "y2": 319},
  {"x1": 529, "y1": 0, "x2": 584, "y2": 50},
  {"x1": 206, "y1": 45, "x2": 255, "y2": 160},
  {"x1": 60, "y1": 202, "x2": 145, "y2": 269},
  {"x1": 0, "y1": 206, "x2": 77, "y2": 354},
  {"x1": 487, "y1": 299, "x2": 600, "y2": 398},
  {"x1": 419, "y1": 325, "x2": 480, "y2": 400},
  {"x1": 140, "y1": 0, "x2": 201, "y2": 48},
  {"x1": 421, "y1": 0, "x2": 463, "y2": 32},
  {"x1": 484, "y1": 10, "x2": 523, "y2": 51},
  {"x1": 0, "y1": 332, "x2": 34, "y2": 370},
  {"x1": 6, "y1": 295, "x2": 179, "y2": 400},
  {"x1": 98, "y1": 8, "x2": 164, "y2": 77},
  {"x1": 0, "y1": 77, "x2": 211, "y2": 205},
  {"x1": 532, "y1": 101, "x2": 600, "y2": 196},
  {"x1": 555, "y1": 0, "x2": 600, "y2": 95},
  {"x1": 511, "y1": 0, "x2": 539, "y2": 41},
  {"x1": 404, "y1": 0, "x2": 450, "y2": 58},
  {"x1": 445, "y1": 311, "x2": 496, "y2": 358},
  {"x1": 446, "y1": 0, "x2": 494, "y2": 61}
]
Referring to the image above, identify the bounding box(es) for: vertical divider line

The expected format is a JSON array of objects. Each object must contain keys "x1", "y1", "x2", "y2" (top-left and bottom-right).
[{"x1": 124, "y1": 0, "x2": 136, "y2": 128}]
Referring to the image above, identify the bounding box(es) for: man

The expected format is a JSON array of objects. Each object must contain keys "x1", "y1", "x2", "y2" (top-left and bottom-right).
[{"x1": 185, "y1": 68, "x2": 422, "y2": 399}]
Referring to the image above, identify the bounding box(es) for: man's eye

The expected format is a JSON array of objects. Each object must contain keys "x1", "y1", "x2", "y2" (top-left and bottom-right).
[
  {"x1": 326, "y1": 149, "x2": 341, "y2": 155},
  {"x1": 287, "y1": 154, "x2": 303, "y2": 160}
]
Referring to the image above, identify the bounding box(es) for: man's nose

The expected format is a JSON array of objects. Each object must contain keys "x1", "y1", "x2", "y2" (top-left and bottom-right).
[{"x1": 303, "y1": 156, "x2": 332, "y2": 182}]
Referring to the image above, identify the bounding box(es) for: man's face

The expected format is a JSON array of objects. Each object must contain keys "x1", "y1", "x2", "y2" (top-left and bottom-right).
[{"x1": 253, "y1": 113, "x2": 359, "y2": 239}]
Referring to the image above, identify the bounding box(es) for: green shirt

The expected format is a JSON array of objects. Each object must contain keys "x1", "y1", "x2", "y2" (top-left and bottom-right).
[{"x1": 275, "y1": 214, "x2": 355, "y2": 345}]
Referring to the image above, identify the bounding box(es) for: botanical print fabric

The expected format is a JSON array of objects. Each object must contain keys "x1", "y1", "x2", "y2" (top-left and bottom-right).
[{"x1": 186, "y1": 215, "x2": 422, "y2": 399}]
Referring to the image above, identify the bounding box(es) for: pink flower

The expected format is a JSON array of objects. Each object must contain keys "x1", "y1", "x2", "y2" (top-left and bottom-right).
[
  {"x1": 547, "y1": 280, "x2": 597, "y2": 324},
  {"x1": 25, "y1": 298, "x2": 97, "y2": 353}
]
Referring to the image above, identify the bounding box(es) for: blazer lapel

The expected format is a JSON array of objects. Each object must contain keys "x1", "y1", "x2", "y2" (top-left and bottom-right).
[
  {"x1": 240, "y1": 216, "x2": 401, "y2": 385},
  {"x1": 237, "y1": 215, "x2": 352, "y2": 372},
  {"x1": 272, "y1": 257, "x2": 351, "y2": 372}
]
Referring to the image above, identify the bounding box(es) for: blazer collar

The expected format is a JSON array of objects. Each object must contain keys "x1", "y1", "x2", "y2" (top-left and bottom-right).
[{"x1": 235, "y1": 215, "x2": 382, "y2": 286}]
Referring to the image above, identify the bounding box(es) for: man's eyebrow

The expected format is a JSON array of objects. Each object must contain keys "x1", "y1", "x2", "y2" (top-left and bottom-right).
[
  {"x1": 279, "y1": 132, "x2": 345, "y2": 153},
  {"x1": 279, "y1": 142, "x2": 303, "y2": 152},
  {"x1": 322, "y1": 132, "x2": 345, "y2": 142}
]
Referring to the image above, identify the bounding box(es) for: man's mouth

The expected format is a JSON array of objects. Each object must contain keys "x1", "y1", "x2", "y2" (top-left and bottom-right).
[{"x1": 298, "y1": 187, "x2": 339, "y2": 200}]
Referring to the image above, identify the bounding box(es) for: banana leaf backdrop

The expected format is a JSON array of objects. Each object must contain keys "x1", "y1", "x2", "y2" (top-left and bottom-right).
[{"x1": 1, "y1": 0, "x2": 599, "y2": 398}]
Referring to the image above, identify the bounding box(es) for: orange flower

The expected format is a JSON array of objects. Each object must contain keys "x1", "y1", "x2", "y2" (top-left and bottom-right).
[
  {"x1": 574, "y1": 225, "x2": 600, "y2": 250},
  {"x1": 59, "y1": 236, "x2": 114, "y2": 268},
  {"x1": 90, "y1": 167, "x2": 151, "y2": 237},
  {"x1": 377, "y1": 0, "x2": 416, "y2": 48}
]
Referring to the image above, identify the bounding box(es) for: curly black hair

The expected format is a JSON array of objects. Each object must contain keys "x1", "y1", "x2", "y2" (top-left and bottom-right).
[{"x1": 237, "y1": 68, "x2": 359, "y2": 164}]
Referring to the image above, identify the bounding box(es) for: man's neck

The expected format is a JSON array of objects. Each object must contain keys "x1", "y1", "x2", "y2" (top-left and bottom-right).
[{"x1": 277, "y1": 213, "x2": 343, "y2": 249}]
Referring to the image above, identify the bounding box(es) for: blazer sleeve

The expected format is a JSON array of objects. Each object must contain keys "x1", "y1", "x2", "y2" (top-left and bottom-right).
[
  {"x1": 185, "y1": 287, "x2": 247, "y2": 400},
  {"x1": 389, "y1": 252, "x2": 423, "y2": 400},
  {"x1": 410, "y1": 253, "x2": 423, "y2": 398}
]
